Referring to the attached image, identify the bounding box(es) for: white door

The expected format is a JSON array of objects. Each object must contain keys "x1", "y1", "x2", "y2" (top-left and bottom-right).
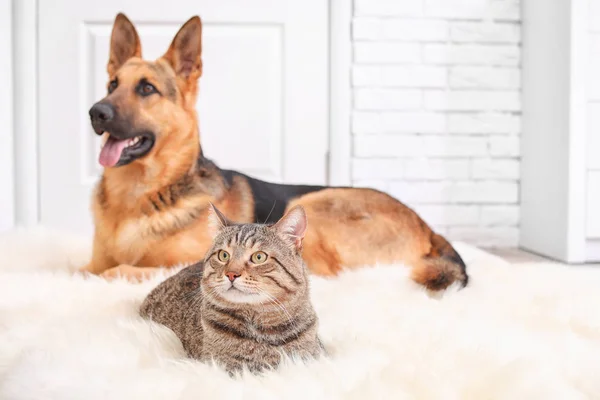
[{"x1": 38, "y1": 0, "x2": 329, "y2": 235}]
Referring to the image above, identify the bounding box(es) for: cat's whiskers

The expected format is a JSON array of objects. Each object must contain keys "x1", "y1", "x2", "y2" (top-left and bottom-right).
[
  {"x1": 262, "y1": 200, "x2": 277, "y2": 224},
  {"x1": 180, "y1": 286, "x2": 202, "y2": 303},
  {"x1": 254, "y1": 287, "x2": 295, "y2": 327},
  {"x1": 181, "y1": 294, "x2": 204, "y2": 323},
  {"x1": 182, "y1": 286, "x2": 219, "y2": 323},
  {"x1": 232, "y1": 281, "x2": 260, "y2": 295},
  {"x1": 187, "y1": 286, "x2": 211, "y2": 311},
  {"x1": 178, "y1": 268, "x2": 208, "y2": 303},
  {"x1": 201, "y1": 286, "x2": 222, "y2": 303},
  {"x1": 227, "y1": 280, "x2": 294, "y2": 326}
]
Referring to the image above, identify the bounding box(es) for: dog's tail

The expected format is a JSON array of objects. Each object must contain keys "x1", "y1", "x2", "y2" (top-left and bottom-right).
[{"x1": 411, "y1": 233, "x2": 468, "y2": 291}]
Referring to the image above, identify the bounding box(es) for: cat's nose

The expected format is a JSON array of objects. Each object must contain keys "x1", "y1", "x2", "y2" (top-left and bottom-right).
[{"x1": 225, "y1": 272, "x2": 241, "y2": 282}]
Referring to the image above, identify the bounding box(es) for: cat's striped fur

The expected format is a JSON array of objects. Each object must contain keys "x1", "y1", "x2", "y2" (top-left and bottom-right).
[{"x1": 140, "y1": 205, "x2": 324, "y2": 374}]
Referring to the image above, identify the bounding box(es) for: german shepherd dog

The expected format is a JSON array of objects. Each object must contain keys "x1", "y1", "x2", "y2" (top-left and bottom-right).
[{"x1": 81, "y1": 13, "x2": 469, "y2": 291}]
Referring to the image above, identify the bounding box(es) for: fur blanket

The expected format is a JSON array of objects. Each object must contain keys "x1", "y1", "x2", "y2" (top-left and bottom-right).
[{"x1": 0, "y1": 227, "x2": 599, "y2": 399}]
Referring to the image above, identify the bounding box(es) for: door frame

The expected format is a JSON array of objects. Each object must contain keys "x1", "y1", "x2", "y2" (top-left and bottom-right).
[
  {"x1": 520, "y1": 0, "x2": 588, "y2": 262},
  {"x1": 0, "y1": 0, "x2": 15, "y2": 231},
  {"x1": 12, "y1": 0, "x2": 353, "y2": 227},
  {"x1": 13, "y1": 0, "x2": 40, "y2": 227},
  {"x1": 328, "y1": 0, "x2": 352, "y2": 186}
]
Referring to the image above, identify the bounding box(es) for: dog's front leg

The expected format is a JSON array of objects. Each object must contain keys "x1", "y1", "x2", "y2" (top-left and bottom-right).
[{"x1": 80, "y1": 239, "x2": 117, "y2": 275}]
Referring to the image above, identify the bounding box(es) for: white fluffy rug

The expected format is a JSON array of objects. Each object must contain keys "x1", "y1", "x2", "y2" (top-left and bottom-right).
[{"x1": 1, "y1": 228, "x2": 600, "y2": 400}]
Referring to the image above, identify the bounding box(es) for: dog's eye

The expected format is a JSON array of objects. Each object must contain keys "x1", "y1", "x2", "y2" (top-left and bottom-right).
[
  {"x1": 137, "y1": 81, "x2": 158, "y2": 96},
  {"x1": 250, "y1": 251, "x2": 268, "y2": 264},
  {"x1": 217, "y1": 250, "x2": 230, "y2": 263},
  {"x1": 108, "y1": 79, "x2": 118, "y2": 94}
]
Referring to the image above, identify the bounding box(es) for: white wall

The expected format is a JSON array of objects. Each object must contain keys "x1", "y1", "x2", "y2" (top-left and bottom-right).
[{"x1": 350, "y1": 0, "x2": 521, "y2": 247}]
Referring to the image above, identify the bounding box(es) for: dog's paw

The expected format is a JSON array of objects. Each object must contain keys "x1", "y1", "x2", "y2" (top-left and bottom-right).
[
  {"x1": 100, "y1": 264, "x2": 144, "y2": 283},
  {"x1": 100, "y1": 264, "x2": 163, "y2": 283}
]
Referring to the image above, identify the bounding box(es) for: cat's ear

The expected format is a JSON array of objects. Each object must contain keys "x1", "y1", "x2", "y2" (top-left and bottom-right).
[
  {"x1": 207, "y1": 203, "x2": 230, "y2": 238},
  {"x1": 272, "y1": 206, "x2": 307, "y2": 251}
]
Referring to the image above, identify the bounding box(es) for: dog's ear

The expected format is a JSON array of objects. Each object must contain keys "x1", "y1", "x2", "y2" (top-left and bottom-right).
[
  {"x1": 162, "y1": 16, "x2": 202, "y2": 80},
  {"x1": 271, "y1": 206, "x2": 308, "y2": 252},
  {"x1": 107, "y1": 13, "x2": 142, "y2": 76},
  {"x1": 207, "y1": 203, "x2": 230, "y2": 239}
]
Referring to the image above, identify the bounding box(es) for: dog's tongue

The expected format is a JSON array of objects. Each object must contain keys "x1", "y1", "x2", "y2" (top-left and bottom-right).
[{"x1": 99, "y1": 136, "x2": 128, "y2": 167}]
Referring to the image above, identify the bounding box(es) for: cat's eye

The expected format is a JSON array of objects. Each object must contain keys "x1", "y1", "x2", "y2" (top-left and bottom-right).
[
  {"x1": 217, "y1": 250, "x2": 230, "y2": 262},
  {"x1": 250, "y1": 251, "x2": 268, "y2": 264}
]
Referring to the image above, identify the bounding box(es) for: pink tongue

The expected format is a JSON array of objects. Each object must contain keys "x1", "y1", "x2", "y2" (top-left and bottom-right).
[{"x1": 99, "y1": 136, "x2": 129, "y2": 167}]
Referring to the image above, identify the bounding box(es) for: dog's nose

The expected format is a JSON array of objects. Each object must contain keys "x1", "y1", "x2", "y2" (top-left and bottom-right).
[
  {"x1": 225, "y1": 272, "x2": 241, "y2": 282},
  {"x1": 89, "y1": 102, "x2": 115, "y2": 123}
]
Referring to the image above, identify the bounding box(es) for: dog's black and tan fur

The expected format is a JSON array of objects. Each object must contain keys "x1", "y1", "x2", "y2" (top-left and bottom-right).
[{"x1": 81, "y1": 13, "x2": 469, "y2": 291}]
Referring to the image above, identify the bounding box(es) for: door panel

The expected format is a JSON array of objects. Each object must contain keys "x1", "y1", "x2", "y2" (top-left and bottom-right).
[
  {"x1": 587, "y1": 171, "x2": 600, "y2": 238},
  {"x1": 587, "y1": 103, "x2": 600, "y2": 170},
  {"x1": 38, "y1": 0, "x2": 328, "y2": 235}
]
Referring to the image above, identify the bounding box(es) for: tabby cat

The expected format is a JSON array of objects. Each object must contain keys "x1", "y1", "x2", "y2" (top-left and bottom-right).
[{"x1": 139, "y1": 204, "x2": 325, "y2": 374}]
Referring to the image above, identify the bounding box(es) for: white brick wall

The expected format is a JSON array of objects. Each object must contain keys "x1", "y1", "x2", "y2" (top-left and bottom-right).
[{"x1": 351, "y1": 0, "x2": 521, "y2": 247}]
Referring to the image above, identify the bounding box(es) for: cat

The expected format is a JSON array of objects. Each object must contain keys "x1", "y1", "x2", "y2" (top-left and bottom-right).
[{"x1": 139, "y1": 204, "x2": 325, "y2": 374}]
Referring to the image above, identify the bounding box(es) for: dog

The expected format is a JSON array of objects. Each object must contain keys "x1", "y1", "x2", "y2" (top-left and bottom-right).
[{"x1": 80, "y1": 13, "x2": 469, "y2": 291}]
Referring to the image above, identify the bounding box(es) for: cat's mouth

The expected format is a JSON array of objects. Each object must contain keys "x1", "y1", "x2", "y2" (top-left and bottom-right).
[
  {"x1": 226, "y1": 280, "x2": 254, "y2": 293},
  {"x1": 220, "y1": 283, "x2": 264, "y2": 304}
]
